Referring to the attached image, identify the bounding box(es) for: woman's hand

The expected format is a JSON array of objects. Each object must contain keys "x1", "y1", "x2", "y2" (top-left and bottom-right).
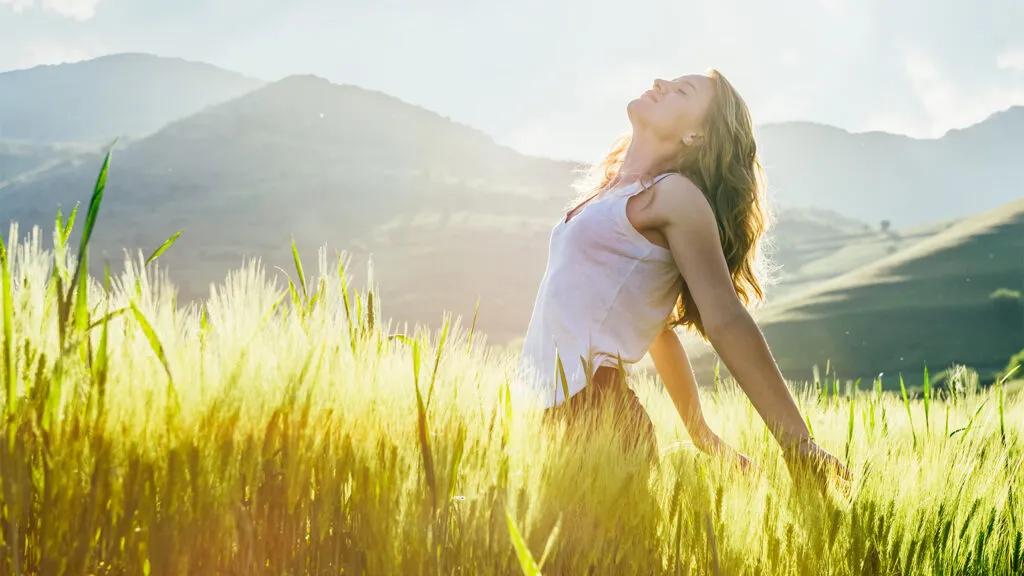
[
  {"x1": 696, "y1": 431, "x2": 757, "y2": 475},
  {"x1": 782, "y1": 438, "x2": 853, "y2": 496}
]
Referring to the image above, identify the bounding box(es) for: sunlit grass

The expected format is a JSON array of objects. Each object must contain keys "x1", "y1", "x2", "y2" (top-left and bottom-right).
[{"x1": 0, "y1": 153, "x2": 1022, "y2": 574}]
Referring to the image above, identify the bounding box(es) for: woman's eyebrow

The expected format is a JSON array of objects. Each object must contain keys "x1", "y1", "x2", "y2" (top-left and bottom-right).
[{"x1": 672, "y1": 77, "x2": 698, "y2": 93}]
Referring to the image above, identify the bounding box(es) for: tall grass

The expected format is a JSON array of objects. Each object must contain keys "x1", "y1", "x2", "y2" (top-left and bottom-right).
[{"x1": 0, "y1": 155, "x2": 1022, "y2": 574}]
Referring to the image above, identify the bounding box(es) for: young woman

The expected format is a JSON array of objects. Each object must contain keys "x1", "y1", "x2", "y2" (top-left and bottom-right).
[{"x1": 516, "y1": 69, "x2": 852, "y2": 489}]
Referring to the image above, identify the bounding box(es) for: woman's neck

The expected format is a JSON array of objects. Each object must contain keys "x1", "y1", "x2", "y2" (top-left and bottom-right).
[{"x1": 615, "y1": 131, "x2": 677, "y2": 188}]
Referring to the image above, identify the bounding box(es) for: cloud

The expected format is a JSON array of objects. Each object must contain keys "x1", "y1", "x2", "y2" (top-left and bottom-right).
[
  {"x1": 997, "y1": 47, "x2": 1024, "y2": 71},
  {"x1": 0, "y1": 0, "x2": 34, "y2": 12},
  {"x1": 865, "y1": 50, "x2": 1024, "y2": 138},
  {"x1": 0, "y1": 0, "x2": 103, "y2": 20}
]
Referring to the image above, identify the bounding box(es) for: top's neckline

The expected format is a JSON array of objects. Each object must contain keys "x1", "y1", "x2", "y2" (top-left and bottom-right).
[{"x1": 562, "y1": 179, "x2": 641, "y2": 225}]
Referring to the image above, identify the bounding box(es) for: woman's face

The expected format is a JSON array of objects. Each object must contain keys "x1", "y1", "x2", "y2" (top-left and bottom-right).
[{"x1": 627, "y1": 73, "x2": 715, "y2": 143}]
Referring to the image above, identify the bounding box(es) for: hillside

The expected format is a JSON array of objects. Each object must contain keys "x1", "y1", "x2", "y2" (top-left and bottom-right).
[
  {"x1": 757, "y1": 107, "x2": 1024, "y2": 227},
  {"x1": 0, "y1": 74, "x2": 580, "y2": 344},
  {"x1": 0, "y1": 140, "x2": 103, "y2": 190},
  {"x1": 690, "y1": 197, "x2": 1024, "y2": 388},
  {"x1": 0, "y1": 54, "x2": 264, "y2": 143},
  {"x1": 764, "y1": 207, "x2": 948, "y2": 301}
]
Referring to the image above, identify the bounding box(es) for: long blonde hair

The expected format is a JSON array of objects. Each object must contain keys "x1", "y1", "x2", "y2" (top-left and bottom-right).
[{"x1": 569, "y1": 68, "x2": 774, "y2": 340}]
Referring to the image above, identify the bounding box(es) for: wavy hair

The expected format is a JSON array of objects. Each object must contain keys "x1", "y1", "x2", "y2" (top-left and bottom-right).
[{"x1": 568, "y1": 68, "x2": 775, "y2": 340}]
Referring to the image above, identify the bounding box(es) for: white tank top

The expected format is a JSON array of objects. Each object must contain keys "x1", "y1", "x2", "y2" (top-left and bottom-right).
[{"x1": 516, "y1": 173, "x2": 683, "y2": 408}]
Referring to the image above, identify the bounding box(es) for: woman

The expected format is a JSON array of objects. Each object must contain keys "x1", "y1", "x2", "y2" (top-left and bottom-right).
[{"x1": 516, "y1": 69, "x2": 852, "y2": 490}]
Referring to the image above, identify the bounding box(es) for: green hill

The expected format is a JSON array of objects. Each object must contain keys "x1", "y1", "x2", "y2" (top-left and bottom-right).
[
  {"x1": 764, "y1": 208, "x2": 951, "y2": 301},
  {"x1": 691, "y1": 198, "x2": 1024, "y2": 388}
]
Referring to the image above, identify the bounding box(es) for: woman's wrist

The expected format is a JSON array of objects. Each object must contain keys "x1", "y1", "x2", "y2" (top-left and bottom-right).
[
  {"x1": 780, "y1": 434, "x2": 816, "y2": 456},
  {"x1": 690, "y1": 425, "x2": 722, "y2": 454}
]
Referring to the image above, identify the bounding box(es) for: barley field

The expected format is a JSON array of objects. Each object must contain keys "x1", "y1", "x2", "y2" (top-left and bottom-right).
[{"x1": 0, "y1": 153, "x2": 1022, "y2": 575}]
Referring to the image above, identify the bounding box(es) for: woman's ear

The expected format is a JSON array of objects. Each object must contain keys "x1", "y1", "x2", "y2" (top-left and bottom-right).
[{"x1": 684, "y1": 133, "x2": 704, "y2": 146}]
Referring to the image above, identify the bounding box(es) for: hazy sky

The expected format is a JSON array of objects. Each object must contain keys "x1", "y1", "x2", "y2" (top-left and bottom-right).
[{"x1": 2, "y1": 0, "x2": 1023, "y2": 161}]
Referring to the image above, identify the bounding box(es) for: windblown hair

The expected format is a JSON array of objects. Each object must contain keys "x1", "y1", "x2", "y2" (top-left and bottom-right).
[{"x1": 569, "y1": 68, "x2": 775, "y2": 340}]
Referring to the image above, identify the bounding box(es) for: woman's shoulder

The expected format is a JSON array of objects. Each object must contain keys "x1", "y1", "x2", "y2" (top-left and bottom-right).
[{"x1": 648, "y1": 172, "x2": 712, "y2": 218}]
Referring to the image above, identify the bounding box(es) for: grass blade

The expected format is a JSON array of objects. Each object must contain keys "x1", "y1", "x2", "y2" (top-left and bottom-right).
[
  {"x1": 307, "y1": 277, "x2": 326, "y2": 315},
  {"x1": 409, "y1": 338, "x2": 437, "y2": 510},
  {"x1": 846, "y1": 393, "x2": 855, "y2": 465},
  {"x1": 92, "y1": 262, "x2": 112, "y2": 421},
  {"x1": 72, "y1": 145, "x2": 113, "y2": 289},
  {"x1": 467, "y1": 295, "x2": 480, "y2": 351},
  {"x1": 506, "y1": 509, "x2": 541, "y2": 576},
  {"x1": 900, "y1": 373, "x2": 916, "y2": 447},
  {"x1": 950, "y1": 399, "x2": 989, "y2": 438},
  {"x1": 0, "y1": 234, "x2": 15, "y2": 418},
  {"x1": 554, "y1": 349, "x2": 569, "y2": 406},
  {"x1": 62, "y1": 146, "x2": 113, "y2": 344},
  {"x1": 88, "y1": 307, "x2": 127, "y2": 331},
  {"x1": 129, "y1": 300, "x2": 178, "y2": 410},
  {"x1": 537, "y1": 512, "x2": 563, "y2": 570},
  {"x1": 337, "y1": 253, "x2": 359, "y2": 355},
  {"x1": 145, "y1": 230, "x2": 182, "y2": 266},
  {"x1": 63, "y1": 203, "x2": 78, "y2": 245},
  {"x1": 287, "y1": 278, "x2": 301, "y2": 315},
  {"x1": 291, "y1": 237, "x2": 308, "y2": 303},
  {"x1": 366, "y1": 287, "x2": 375, "y2": 334},
  {"x1": 923, "y1": 364, "x2": 931, "y2": 433},
  {"x1": 426, "y1": 314, "x2": 450, "y2": 409},
  {"x1": 73, "y1": 250, "x2": 90, "y2": 336},
  {"x1": 996, "y1": 367, "x2": 1016, "y2": 445}
]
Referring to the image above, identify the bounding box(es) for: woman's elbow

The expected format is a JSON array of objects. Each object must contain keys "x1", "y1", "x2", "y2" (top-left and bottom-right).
[{"x1": 702, "y1": 301, "x2": 750, "y2": 342}]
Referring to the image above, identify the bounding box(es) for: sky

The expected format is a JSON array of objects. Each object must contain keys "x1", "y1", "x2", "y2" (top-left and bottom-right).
[{"x1": 2, "y1": 0, "x2": 1024, "y2": 162}]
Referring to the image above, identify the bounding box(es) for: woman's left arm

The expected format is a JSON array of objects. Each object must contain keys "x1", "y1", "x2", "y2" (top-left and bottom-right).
[{"x1": 648, "y1": 174, "x2": 851, "y2": 490}]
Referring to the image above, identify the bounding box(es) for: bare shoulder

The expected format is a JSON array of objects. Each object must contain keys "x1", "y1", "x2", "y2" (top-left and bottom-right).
[{"x1": 648, "y1": 172, "x2": 716, "y2": 229}]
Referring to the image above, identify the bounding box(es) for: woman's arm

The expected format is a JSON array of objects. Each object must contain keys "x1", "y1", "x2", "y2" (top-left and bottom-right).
[
  {"x1": 649, "y1": 327, "x2": 716, "y2": 448},
  {"x1": 648, "y1": 175, "x2": 850, "y2": 484},
  {"x1": 649, "y1": 327, "x2": 753, "y2": 468}
]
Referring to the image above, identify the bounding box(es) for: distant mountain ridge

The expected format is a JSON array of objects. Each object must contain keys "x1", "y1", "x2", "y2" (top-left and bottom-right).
[
  {"x1": 4, "y1": 53, "x2": 1023, "y2": 227},
  {"x1": 756, "y1": 106, "x2": 1024, "y2": 226},
  {"x1": 0, "y1": 53, "x2": 265, "y2": 143}
]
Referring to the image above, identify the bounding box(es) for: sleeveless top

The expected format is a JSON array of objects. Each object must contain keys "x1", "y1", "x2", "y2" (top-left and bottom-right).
[{"x1": 515, "y1": 173, "x2": 684, "y2": 408}]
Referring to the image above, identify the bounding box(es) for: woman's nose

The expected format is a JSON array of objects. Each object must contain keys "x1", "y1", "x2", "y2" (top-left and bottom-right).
[{"x1": 652, "y1": 79, "x2": 667, "y2": 93}]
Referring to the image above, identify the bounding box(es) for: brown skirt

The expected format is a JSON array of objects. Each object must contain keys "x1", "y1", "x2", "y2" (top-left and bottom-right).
[{"x1": 542, "y1": 365, "x2": 659, "y2": 464}]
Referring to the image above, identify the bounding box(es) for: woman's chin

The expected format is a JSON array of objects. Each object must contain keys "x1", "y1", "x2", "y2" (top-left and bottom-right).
[
  {"x1": 626, "y1": 98, "x2": 645, "y2": 121},
  {"x1": 625, "y1": 102, "x2": 651, "y2": 127}
]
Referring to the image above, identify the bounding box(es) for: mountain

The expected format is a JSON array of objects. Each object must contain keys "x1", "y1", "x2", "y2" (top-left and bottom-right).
[
  {"x1": 0, "y1": 54, "x2": 264, "y2": 143},
  {"x1": 0, "y1": 74, "x2": 579, "y2": 344},
  {"x1": 756, "y1": 107, "x2": 1024, "y2": 227},
  {"x1": 689, "y1": 197, "x2": 1024, "y2": 388}
]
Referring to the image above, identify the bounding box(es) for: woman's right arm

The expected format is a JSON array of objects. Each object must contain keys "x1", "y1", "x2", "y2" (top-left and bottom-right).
[{"x1": 649, "y1": 326, "x2": 754, "y2": 470}]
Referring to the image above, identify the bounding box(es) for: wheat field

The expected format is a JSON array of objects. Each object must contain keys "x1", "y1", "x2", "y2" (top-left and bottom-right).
[{"x1": 0, "y1": 153, "x2": 1022, "y2": 575}]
